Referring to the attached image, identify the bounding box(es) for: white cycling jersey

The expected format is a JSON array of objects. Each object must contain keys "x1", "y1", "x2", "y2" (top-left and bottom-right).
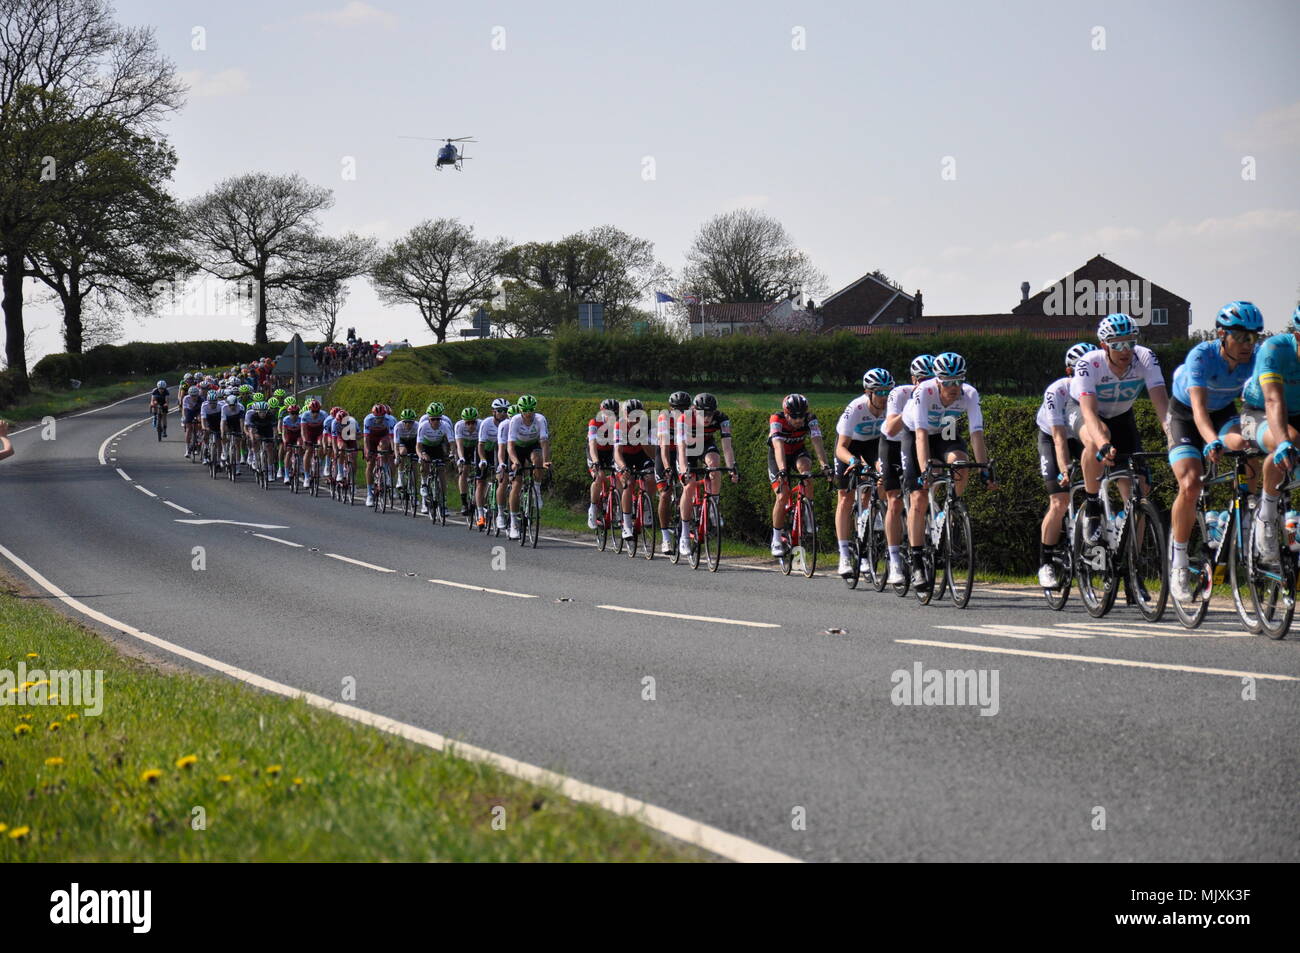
[
  {"x1": 454, "y1": 419, "x2": 478, "y2": 443},
  {"x1": 903, "y1": 379, "x2": 985, "y2": 434},
  {"x1": 837, "y1": 394, "x2": 889, "y2": 442},
  {"x1": 416, "y1": 417, "x2": 454, "y2": 445},
  {"x1": 884, "y1": 384, "x2": 914, "y2": 442},
  {"x1": 1069, "y1": 346, "x2": 1165, "y2": 418},
  {"x1": 508, "y1": 412, "x2": 549, "y2": 444},
  {"x1": 1036, "y1": 376, "x2": 1072, "y2": 435},
  {"x1": 478, "y1": 417, "x2": 500, "y2": 444}
]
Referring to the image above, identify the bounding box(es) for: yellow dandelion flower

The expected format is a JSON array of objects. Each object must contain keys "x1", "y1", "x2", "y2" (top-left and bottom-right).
[
  {"x1": 292, "y1": 777, "x2": 304, "y2": 785},
  {"x1": 266, "y1": 764, "x2": 282, "y2": 775},
  {"x1": 13, "y1": 724, "x2": 31, "y2": 736},
  {"x1": 216, "y1": 774, "x2": 233, "y2": 783},
  {"x1": 47, "y1": 722, "x2": 60, "y2": 732},
  {"x1": 26, "y1": 652, "x2": 38, "y2": 659},
  {"x1": 0, "y1": 823, "x2": 6, "y2": 833},
  {"x1": 18, "y1": 714, "x2": 32, "y2": 721},
  {"x1": 44, "y1": 757, "x2": 64, "y2": 767},
  {"x1": 66, "y1": 713, "x2": 79, "y2": 720},
  {"x1": 140, "y1": 769, "x2": 162, "y2": 783},
  {"x1": 8, "y1": 826, "x2": 30, "y2": 839},
  {"x1": 175, "y1": 754, "x2": 198, "y2": 770}
]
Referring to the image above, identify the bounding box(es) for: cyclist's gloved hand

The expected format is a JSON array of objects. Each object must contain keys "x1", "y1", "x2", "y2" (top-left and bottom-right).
[
  {"x1": 1273, "y1": 440, "x2": 1298, "y2": 468},
  {"x1": 1095, "y1": 442, "x2": 1114, "y2": 463},
  {"x1": 1056, "y1": 470, "x2": 1070, "y2": 489},
  {"x1": 1203, "y1": 439, "x2": 1225, "y2": 461}
]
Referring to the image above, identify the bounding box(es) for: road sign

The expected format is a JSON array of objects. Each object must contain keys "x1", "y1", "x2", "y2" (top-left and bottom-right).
[{"x1": 273, "y1": 333, "x2": 321, "y2": 393}]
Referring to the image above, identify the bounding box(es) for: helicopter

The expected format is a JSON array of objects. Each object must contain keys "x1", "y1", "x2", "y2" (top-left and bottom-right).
[{"x1": 398, "y1": 135, "x2": 476, "y2": 171}]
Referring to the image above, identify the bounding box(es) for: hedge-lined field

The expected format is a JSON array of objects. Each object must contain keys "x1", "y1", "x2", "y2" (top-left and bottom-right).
[
  {"x1": 329, "y1": 351, "x2": 1176, "y2": 574},
  {"x1": 30, "y1": 340, "x2": 285, "y2": 392}
]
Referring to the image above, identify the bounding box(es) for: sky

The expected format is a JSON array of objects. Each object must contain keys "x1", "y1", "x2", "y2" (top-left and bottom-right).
[{"x1": 18, "y1": 0, "x2": 1300, "y2": 363}]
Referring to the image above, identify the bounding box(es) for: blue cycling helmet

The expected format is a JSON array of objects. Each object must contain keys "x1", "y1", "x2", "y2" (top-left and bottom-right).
[
  {"x1": 909, "y1": 354, "x2": 936, "y2": 380},
  {"x1": 862, "y1": 368, "x2": 895, "y2": 392},
  {"x1": 1065, "y1": 342, "x2": 1092, "y2": 369},
  {"x1": 1098, "y1": 313, "x2": 1136, "y2": 341},
  {"x1": 1215, "y1": 301, "x2": 1263, "y2": 333},
  {"x1": 1293, "y1": 305, "x2": 1300, "y2": 332},
  {"x1": 932, "y1": 352, "x2": 967, "y2": 381}
]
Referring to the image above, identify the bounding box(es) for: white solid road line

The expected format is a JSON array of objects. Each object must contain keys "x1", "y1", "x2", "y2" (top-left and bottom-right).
[
  {"x1": 897, "y1": 638, "x2": 1299, "y2": 682},
  {"x1": 597, "y1": 604, "x2": 780, "y2": 628},
  {"x1": 429, "y1": 579, "x2": 536, "y2": 598},
  {"x1": 70, "y1": 389, "x2": 153, "y2": 417},
  {"x1": 175, "y1": 519, "x2": 290, "y2": 528},
  {"x1": 0, "y1": 539, "x2": 798, "y2": 863},
  {"x1": 252, "y1": 533, "x2": 304, "y2": 548},
  {"x1": 163, "y1": 501, "x2": 194, "y2": 514},
  {"x1": 324, "y1": 553, "x2": 395, "y2": 573},
  {"x1": 116, "y1": 468, "x2": 131, "y2": 481},
  {"x1": 134, "y1": 485, "x2": 157, "y2": 498}
]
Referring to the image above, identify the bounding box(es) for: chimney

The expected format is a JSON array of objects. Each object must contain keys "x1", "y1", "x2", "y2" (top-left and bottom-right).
[
  {"x1": 913, "y1": 290, "x2": 923, "y2": 320},
  {"x1": 1020, "y1": 281, "x2": 1030, "y2": 303}
]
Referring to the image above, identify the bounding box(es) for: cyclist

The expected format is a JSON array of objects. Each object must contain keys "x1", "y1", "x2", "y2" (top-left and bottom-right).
[
  {"x1": 392, "y1": 409, "x2": 419, "y2": 499},
  {"x1": 362, "y1": 403, "x2": 396, "y2": 507},
  {"x1": 322, "y1": 406, "x2": 340, "y2": 487},
  {"x1": 476, "y1": 398, "x2": 510, "y2": 529},
  {"x1": 768, "y1": 394, "x2": 830, "y2": 558},
  {"x1": 1036, "y1": 342, "x2": 1093, "y2": 588},
  {"x1": 614, "y1": 398, "x2": 655, "y2": 542},
  {"x1": 416, "y1": 402, "x2": 455, "y2": 515},
  {"x1": 149, "y1": 379, "x2": 170, "y2": 433},
  {"x1": 495, "y1": 403, "x2": 518, "y2": 531},
  {"x1": 220, "y1": 393, "x2": 245, "y2": 475},
  {"x1": 266, "y1": 396, "x2": 283, "y2": 478},
  {"x1": 199, "y1": 387, "x2": 224, "y2": 465},
  {"x1": 902, "y1": 352, "x2": 996, "y2": 588},
  {"x1": 1165, "y1": 302, "x2": 1261, "y2": 599},
  {"x1": 279, "y1": 402, "x2": 305, "y2": 485},
  {"x1": 1239, "y1": 305, "x2": 1300, "y2": 563},
  {"x1": 674, "y1": 393, "x2": 739, "y2": 558},
  {"x1": 587, "y1": 398, "x2": 620, "y2": 529},
  {"x1": 1069, "y1": 314, "x2": 1170, "y2": 545},
  {"x1": 881, "y1": 355, "x2": 934, "y2": 585},
  {"x1": 181, "y1": 385, "x2": 202, "y2": 456},
  {"x1": 455, "y1": 407, "x2": 481, "y2": 517},
  {"x1": 299, "y1": 399, "x2": 328, "y2": 488},
  {"x1": 506, "y1": 395, "x2": 552, "y2": 540},
  {"x1": 657, "y1": 391, "x2": 693, "y2": 554},
  {"x1": 834, "y1": 369, "x2": 894, "y2": 578},
  {"x1": 335, "y1": 407, "x2": 361, "y2": 490},
  {"x1": 245, "y1": 400, "x2": 278, "y2": 475}
]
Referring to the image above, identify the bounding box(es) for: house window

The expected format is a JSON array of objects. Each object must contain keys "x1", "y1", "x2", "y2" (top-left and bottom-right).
[{"x1": 1151, "y1": 308, "x2": 1168, "y2": 326}]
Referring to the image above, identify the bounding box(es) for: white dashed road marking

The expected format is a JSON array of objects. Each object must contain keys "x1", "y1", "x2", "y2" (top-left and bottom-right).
[
  {"x1": 596, "y1": 604, "x2": 780, "y2": 628},
  {"x1": 429, "y1": 579, "x2": 536, "y2": 598},
  {"x1": 324, "y1": 553, "x2": 395, "y2": 573}
]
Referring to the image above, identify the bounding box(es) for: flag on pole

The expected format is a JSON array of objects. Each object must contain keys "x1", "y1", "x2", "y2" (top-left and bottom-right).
[
  {"x1": 682, "y1": 293, "x2": 700, "y2": 305},
  {"x1": 654, "y1": 291, "x2": 676, "y2": 303}
]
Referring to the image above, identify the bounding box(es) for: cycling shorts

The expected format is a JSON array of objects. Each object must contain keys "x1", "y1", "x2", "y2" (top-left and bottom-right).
[
  {"x1": 834, "y1": 439, "x2": 881, "y2": 490},
  {"x1": 1036, "y1": 431, "x2": 1084, "y2": 494},
  {"x1": 1166, "y1": 398, "x2": 1239, "y2": 466}
]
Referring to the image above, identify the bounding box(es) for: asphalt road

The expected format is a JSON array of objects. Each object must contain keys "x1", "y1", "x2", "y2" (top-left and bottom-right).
[{"x1": 3, "y1": 394, "x2": 1297, "y2": 861}]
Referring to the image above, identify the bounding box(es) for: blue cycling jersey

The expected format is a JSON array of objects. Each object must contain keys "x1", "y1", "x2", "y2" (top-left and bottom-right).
[
  {"x1": 1171, "y1": 340, "x2": 1255, "y2": 411},
  {"x1": 1243, "y1": 333, "x2": 1300, "y2": 409}
]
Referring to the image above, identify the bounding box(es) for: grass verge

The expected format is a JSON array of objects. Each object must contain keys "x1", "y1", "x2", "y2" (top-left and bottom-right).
[
  {"x1": 1, "y1": 378, "x2": 158, "y2": 425},
  {"x1": 0, "y1": 583, "x2": 707, "y2": 861}
]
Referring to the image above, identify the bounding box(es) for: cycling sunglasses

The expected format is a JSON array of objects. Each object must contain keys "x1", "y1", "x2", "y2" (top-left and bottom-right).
[
  {"x1": 1225, "y1": 328, "x2": 1259, "y2": 343},
  {"x1": 1105, "y1": 338, "x2": 1137, "y2": 351},
  {"x1": 937, "y1": 376, "x2": 965, "y2": 387}
]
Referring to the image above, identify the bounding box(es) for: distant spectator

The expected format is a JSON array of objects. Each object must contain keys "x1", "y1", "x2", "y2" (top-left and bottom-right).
[{"x1": 0, "y1": 419, "x2": 13, "y2": 463}]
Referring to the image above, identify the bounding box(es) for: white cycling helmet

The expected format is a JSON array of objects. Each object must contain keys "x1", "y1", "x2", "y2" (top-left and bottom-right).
[{"x1": 157, "y1": 380, "x2": 168, "y2": 389}]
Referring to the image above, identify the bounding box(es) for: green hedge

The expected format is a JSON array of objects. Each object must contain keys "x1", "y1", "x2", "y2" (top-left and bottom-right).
[
  {"x1": 329, "y1": 369, "x2": 1179, "y2": 575},
  {"x1": 31, "y1": 341, "x2": 283, "y2": 390},
  {"x1": 549, "y1": 328, "x2": 1197, "y2": 398}
]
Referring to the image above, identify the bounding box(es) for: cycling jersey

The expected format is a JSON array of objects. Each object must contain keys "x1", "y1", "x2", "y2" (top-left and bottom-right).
[
  {"x1": 497, "y1": 417, "x2": 512, "y2": 445},
  {"x1": 392, "y1": 420, "x2": 418, "y2": 444},
  {"x1": 299, "y1": 409, "x2": 327, "y2": 441},
  {"x1": 587, "y1": 413, "x2": 616, "y2": 447},
  {"x1": 150, "y1": 387, "x2": 170, "y2": 405},
  {"x1": 416, "y1": 417, "x2": 454, "y2": 445},
  {"x1": 337, "y1": 416, "x2": 359, "y2": 443},
  {"x1": 836, "y1": 395, "x2": 888, "y2": 441},
  {"x1": 280, "y1": 412, "x2": 301, "y2": 432},
  {"x1": 477, "y1": 417, "x2": 500, "y2": 446},
  {"x1": 675, "y1": 409, "x2": 731, "y2": 448},
  {"x1": 1172, "y1": 340, "x2": 1255, "y2": 411},
  {"x1": 508, "y1": 412, "x2": 549, "y2": 444},
  {"x1": 657, "y1": 411, "x2": 682, "y2": 449},
  {"x1": 1069, "y1": 346, "x2": 1165, "y2": 417},
  {"x1": 1242, "y1": 332, "x2": 1300, "y2": 409},
  {"x1": 220, "y1": 402, "x2": 245, "y2": 429},
  {"x1": 904, "y1": 379, "x2": 985, "y2": 434},
  {"x1": 362, "y1": 413, "x2": 397, "y2": 434},
  {"x1": 884, "y1": 384, "x2": 914, "y2": 443},
  {"x1": 247, "y1": 410, "x2": 277, "y2": 440},
  {"x1": 201, "y1": 399, "x2": 222, "y2": 423},
  {"x1": 454, "y1": 419, "x2": 479, "y2": 446},
  {"x1": 1036, "y1": 377, "x2": 1072, "y2": 436}
]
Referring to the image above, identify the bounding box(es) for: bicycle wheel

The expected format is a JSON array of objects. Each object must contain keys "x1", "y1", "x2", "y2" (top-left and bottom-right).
[
  {"x1": 1073, "y1": 509, "x2": 1117, "y2": 617},
  {"x1": 519, "y1": 480, "x2": 531, "y2": 547},
  {"x1": 1041, "y1": 508, "x2": 1071, "y2": 611},
  {"x1": 290, "y1": 452, "x2": 300, "y2": 494},
  {"x1": 689, "y1": 515, "x2": 703, "y2": 570},
  {"x1": 914, "y1": 538, "x2": 936, "y2": 605},
  {"x1": 799, "y1": 498, "x2": 817, "y2": 578},
  {"x1": 596, "y1": 491, "x2": 611, "y2": 551},
  {"x1": 402, "y1": 466, "x2": 413, "y2": 516},
  {"x1": 866, "y1": 496, "x2": 889, "y2": 592},
  {"x1": 530, "y1": 483, "x2": 541, "y2": 548},
  {"x1": 946, "y1": 502, "x2": 975, "y2": 608},
  {"x1": 704, "y1": 497, "x2": 722, "y2": 572},
  {"x1": 1172, "y1": 510, "x2": 1211, "y2": 629},
  {"x1": 155, "y1": 411, "x2": 163, "y2": 441},
  {"x1": 1247, "y1": 514, "x2": 1296, "y2": 639},
  {"x1": 261, "y1": 446, "x2": 272, "y2": 491},
  {"x1": 441, "y1": 471, "x2": 451, "y2": 527},
  {"x1": 1127, "y1": 500, "x2": 1169, "y2": 622},
  {"x1": 636, "y1": 490, "x2": 656, "y2": 559},
  {"x1": 209, "y1": 438, "x2": 219, "y2": 479},
  {"x1": 1225, "y1": 506, "x2": 1261, "y2": 633}
]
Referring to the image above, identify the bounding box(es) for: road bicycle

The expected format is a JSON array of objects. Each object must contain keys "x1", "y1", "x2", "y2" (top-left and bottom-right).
[
  {"x1": 593, "y1": 464, "x2": 620, "y2": 552},
  {"x1": 152, "y1": 404, "x2": 167, "y2": 440},
  {"x1": 1072, "y1": 451, "x2": 1168, "y2": 621},
  {"x1": 677, "y1": 465, "x2": 736, "y2": 572},
  {"x1": 205, "y1": 429, "x2": 222, "y2": 479},
  {"x1": 371, "y1": 449, "x2": 395, "y2": 513},
  {"x1": 1169, "y1": 448, "x2": 1261, "y2": 631},
  {"x1": 253, "y1": 438, "x2": 275, "y2": 491},
  {"x1": 1243, "y1": 468, "x2": 1300, "y2": 640},
  {"x1": 424, "y1": 458, "x2": 448, "y2": 526},
  {"x1": 514, "y1": 464, "x2": 545, "y2": 548},
  {"x1": 1038, "y1": 463, "x2": 1087, "y2": 611},
  {"x1": 845, "y1": 459, "x2": 889, "y2": 591},
  {"x1": 284, "y1": 443, "x2": 303, "y2": 495},
  {"x1": 485, "y1": 467, "x2": 505, "y2": 536},
  {"x1": 620, "y1": 461, "x2": 658, "y2": 560},
  {"x1": 398, "y1": 452, "x2": 420, "y2": 517},
  {"x1": 776, "y1": 469, "x2": 824, "y2": 578},
  {"x1": 186, "y1": 424, "x2": 203, "y2": 462},
  {"x1": 914, "y1": 460, "x2": 986, "y2": 609},
  {"x1": 224, "y1": 432, "x2": 242, "y2": 483},
  {"x1": 461, "y1": 458, "x2": 482, "y2": 531},
  {"x1": 334, "y1": 448, "x2": 358, "y2": 505}
]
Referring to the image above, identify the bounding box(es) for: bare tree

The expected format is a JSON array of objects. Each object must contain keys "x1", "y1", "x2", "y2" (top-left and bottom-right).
[
  {"x1": 183, "y1": 172, "x2": 375, "y2": 345},
  {"x1": 370, "y1": 218, "x2": 508, "y2": 343},
  {"x1": 1, "y1": 0, "x2": 183, "y2": 392},
  {"x1": 291, "y1": 276, "x2": 349, "y2": 343},
  {"x1": 682, "y1": 208, "x2": 827, "y2": 304}
]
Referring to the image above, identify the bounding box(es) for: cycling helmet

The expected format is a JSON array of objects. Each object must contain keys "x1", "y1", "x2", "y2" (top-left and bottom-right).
[
  {"x1": 507, "y1": 403, "x2": 520, "y2": 416},
  {"x1": 862, "y1": 368, "x2": 894, "y2": 392},
  {"x1": 1216, "y1": 301, "x2": 1264, "y2": 332},
  {"x1": 693, "y1": 392, "x2": 717, "y2": 413},
  {"x1": 372, "y1": 404, "x2": 386, "y2": 417},
  {"x1": 251, "y1": 392, "x2": 265, "y2": 403},
  {"x1": 1065, "y1": 342, "x2": 1092, "y2": 369},
  {"x1": 426, "y1": 401, "x2": 445, "y2": 418},
  {"x1": 226, "y1": 394, "x2": 238, "y2": 405},
  {"x1": 600, "y1": 398, "x2": 619, "y2": 413},
  {"x1": 909, "y1": 354, "x2": 935, "y2": 381},
  {"x1": 239, "y1": 383, "x2": 252, "y2": 392},
  {"x1": 273, "y1": 389, "x2": 287, "y2": 399},
  {"x1": 329, "y1": 406, "x2": 341, "y2": 416},
  {"x1": 624, "y1": 398, "x2": 644, "y2": 413},
  {"x1": 782, "y1": 393, "x2": 809, "y2": 417},
  {"x1": 1293, "y1": 305, "x2": 1300, "y2": 332},
  {"x1": 669, "y1": 390, "x2": 692, "y2": 411},
  {"x1": 1098, "y1": 313, "x2": 1136, "y2": 341},
  {"x1": 400, "y1": 408, "x2": 417, "y2": 421},
  {"x1": 267, "y1": 397, "x2": 282, "y2": 410},
  {"x1": 933, "y1": 352, "x2": 967, "y2": 381},
  {"x1": 334, "y1": 408, "x2": 347, "y2": 421},
  {"x1": 461, "y1": 406, "x2": 479, "y2": 420},
  {"x1": 181, "y1": 373, "x2": 192, "y2": 382},
  {"x1": 308, "y1": 399, "x2": 321, "y2": 412},
  {"x1": 491, "y1": 397, "x2": 510, "y2": 413},
  {"x1": 188, "y1": 386, "x2": 200, "y2": 397},
  {"x1": 517, "y1": 394, "x2": 538, "y2": 413},
  {"x1": 254, "y1": 401, "x2": 269, "y2": 413}
]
